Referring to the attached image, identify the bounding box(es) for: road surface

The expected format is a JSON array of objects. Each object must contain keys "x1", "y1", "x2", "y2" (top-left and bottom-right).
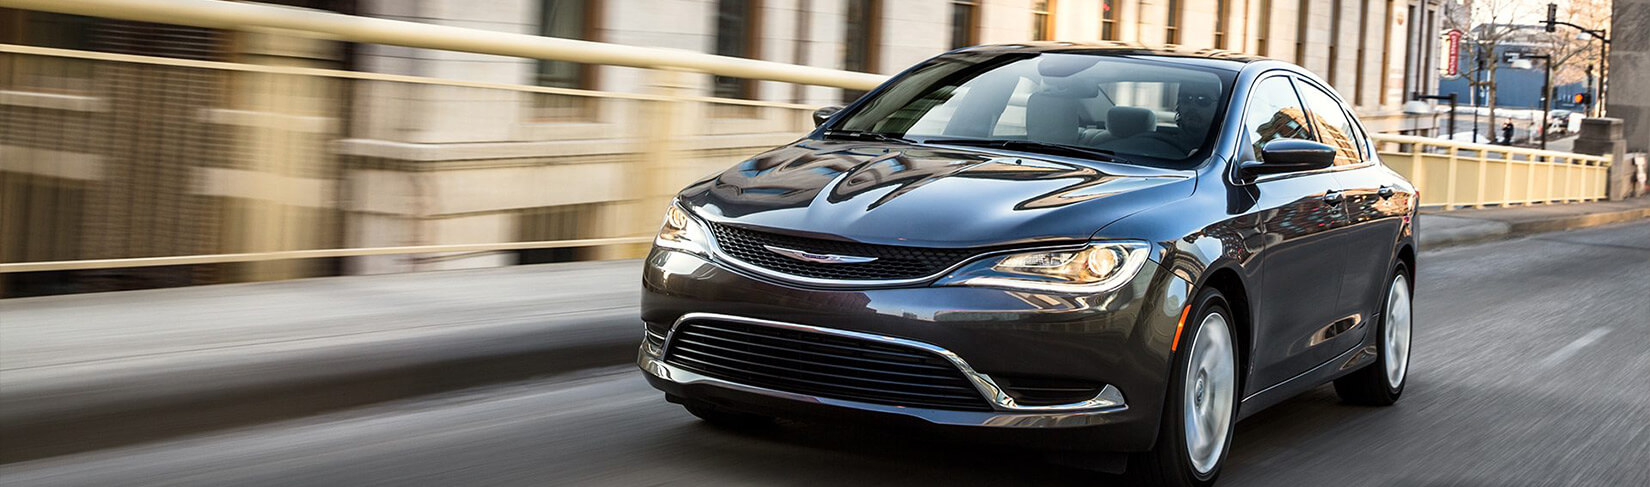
[{"x1": 3, "y1": 222, "x2": 1647, "y2": 486}]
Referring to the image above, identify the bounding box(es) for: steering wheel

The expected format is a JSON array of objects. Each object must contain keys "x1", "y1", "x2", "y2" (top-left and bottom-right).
[{"x1": 1135, "y1": 131, "x2": 1196, "y2": 153}]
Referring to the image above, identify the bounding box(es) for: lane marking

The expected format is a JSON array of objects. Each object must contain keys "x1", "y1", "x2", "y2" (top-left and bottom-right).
[{"x1": 1537, "y1": 328, "x2": 1612, "y2": 370}]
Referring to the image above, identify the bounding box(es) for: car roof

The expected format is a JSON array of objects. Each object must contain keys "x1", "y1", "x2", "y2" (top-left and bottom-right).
[{"x1": 951, "y1": 42, "x2": 1269, "y2": 70}]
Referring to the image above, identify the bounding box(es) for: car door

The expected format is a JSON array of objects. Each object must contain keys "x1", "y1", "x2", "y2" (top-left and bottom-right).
[
  {"x1": 1296, "y1": 81, "x2": 1411, "y2": 330},
  {"x1": 1238, "y1": 74, "x2": 1355, "y2": 390}
]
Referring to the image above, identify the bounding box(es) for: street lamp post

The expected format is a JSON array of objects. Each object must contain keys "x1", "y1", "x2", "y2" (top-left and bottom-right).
[
  {"x1": 1472, "y1": 55, "x2": 1485, "y2": 143},
  {"x1": 1545, "y1": 3, "x2": 1611, "y2": 116},
  {"x1": 1523, "y1": 53, "x2": 1553, "y2": 151},
  {"x1": 1413, "y1": 92, "x2": 1459, "y2": 140}
]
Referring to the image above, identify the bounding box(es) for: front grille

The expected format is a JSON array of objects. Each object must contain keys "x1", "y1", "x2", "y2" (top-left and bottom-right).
[
  {"x1": 663, "y1": 320, "x2": 993, "y2": 411},
  {"x1": 706, "y1": 222, "x2": 978, "y2": 281}
]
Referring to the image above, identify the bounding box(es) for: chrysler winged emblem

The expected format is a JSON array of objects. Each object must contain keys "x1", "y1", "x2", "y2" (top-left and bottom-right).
[{"x1": 763, "y1": 245, "x2": 878, "y2": 264}]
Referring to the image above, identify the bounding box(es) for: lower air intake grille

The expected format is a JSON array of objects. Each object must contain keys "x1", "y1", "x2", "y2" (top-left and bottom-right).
[{"x1": 663, "y1": 319, "x2": 992, "y2": 411}]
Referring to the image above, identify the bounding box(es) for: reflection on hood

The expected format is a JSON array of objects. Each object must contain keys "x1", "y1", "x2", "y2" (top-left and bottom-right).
[{"x1": 704, "y1": 139, "x2": 1186, "y2": 218}]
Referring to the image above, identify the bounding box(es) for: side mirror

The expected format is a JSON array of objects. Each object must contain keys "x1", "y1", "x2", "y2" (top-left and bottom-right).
[
  {"x1": 1239, "y1": 139, "x2": 1337, "y2": 181},
  {"x1": 812, "y1": 105, "x2": 843, "y2": 127}
]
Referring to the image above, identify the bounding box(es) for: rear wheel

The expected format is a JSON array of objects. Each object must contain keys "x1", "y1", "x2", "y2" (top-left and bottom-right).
[
  {"x1": 681, "y1": 399, "x2": 774, "y2": 429},
  {"x1": 1130, "y1": 290, "x2": 1237, "y2": 487},
  {"x1": 1333, "y1": 264, "x2": 1412, "y2": 406}
]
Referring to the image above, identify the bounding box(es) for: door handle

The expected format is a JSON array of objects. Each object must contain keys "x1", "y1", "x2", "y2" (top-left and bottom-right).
[
  {"x1": 1322, "y1": 191, "x2": 1345, "y2": 205},
  {"x1": 1377, "y1": 185, "x2": 1396, "y2": 199}
]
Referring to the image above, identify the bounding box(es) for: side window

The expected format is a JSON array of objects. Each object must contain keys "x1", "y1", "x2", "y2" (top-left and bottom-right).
[
  {"x1": 1297, "y1": 83, "x2": 1363, "y2": 166},
  {"x1": 1243, "y1": 76, "x2": 1314, "y2": 160}
]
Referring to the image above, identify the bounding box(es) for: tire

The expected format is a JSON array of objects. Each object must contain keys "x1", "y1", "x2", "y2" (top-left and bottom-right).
[
  {"x1": 1333, "y1": 263, "x2": 1412, "y2": 406},
  {"x1": 681, "y1": 399, "x2": 774, "y2": 429},
  {"x1": 1130, "y1": 289, "x2": 1238, "y2": 487}
]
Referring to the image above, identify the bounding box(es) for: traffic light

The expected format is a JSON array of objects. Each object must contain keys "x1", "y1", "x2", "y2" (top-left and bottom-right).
[
  {"x1": 1573, "y1": 93, "x2": 1591, "y2": 105},
  {"x1": 1546, "y1": 3, "x2": 1558, "y2": 32}
]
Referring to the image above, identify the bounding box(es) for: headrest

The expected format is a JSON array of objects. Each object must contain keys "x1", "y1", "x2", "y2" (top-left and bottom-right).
[
  {"x1": 1037, "y1": 77, "x2": 1100, "y2": 98},
  {"x1": 1106, "y1": 106, "x2": 1157, "y2": 138}
]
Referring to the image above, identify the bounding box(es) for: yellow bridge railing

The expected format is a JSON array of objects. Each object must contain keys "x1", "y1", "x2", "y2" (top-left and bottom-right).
[{"x1": 1370, "y1": 134, "x2": 1611, "y2": 209}]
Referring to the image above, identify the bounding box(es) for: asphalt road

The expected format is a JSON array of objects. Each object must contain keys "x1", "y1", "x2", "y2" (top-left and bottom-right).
[{"x1": 3, "y1": 222, "x2": 1647, "y2": 486}]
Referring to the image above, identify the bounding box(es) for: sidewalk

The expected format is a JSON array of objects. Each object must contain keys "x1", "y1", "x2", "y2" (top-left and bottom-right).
[
  {"x1": 0, "y1": 260, "x2": 643, "y2": 463},
  {"x1": 1417, "y1": 197, "x2": 1650, "y2": 248},
  {"x1": 2, "y1": 198, "x2": 1646, "y2": 463}
]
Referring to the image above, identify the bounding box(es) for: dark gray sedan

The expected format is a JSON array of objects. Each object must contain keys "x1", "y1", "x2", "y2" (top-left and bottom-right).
[{"x1": 638, "y1": 43, "x2": 1417, "y2": 487}]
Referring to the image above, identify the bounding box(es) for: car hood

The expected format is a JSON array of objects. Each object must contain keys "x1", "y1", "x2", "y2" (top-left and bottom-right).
[{"x1": 677, "y1": 139, "x2": 1196, "y2": 248}]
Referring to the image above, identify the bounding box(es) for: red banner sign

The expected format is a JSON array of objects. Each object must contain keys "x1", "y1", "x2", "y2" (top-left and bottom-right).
[{"x1": 1443, "y1": 29, "x2": 1463, "y2": 79}]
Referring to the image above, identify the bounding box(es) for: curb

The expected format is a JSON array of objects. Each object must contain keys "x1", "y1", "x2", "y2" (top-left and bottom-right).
[
  {"x1": 1419, "y1": 205, "x2": 1650, "y2": 249},
  {"x1": 0, "y1": 310, "x2": 642, "y2": 465}
]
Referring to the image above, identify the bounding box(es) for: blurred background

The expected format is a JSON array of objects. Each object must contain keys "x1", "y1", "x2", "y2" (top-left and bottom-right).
[
  {"x1": 2, "y1": 0, "x2": 1637, "y2": 297},
  {"x1": 0, "y1": 1, "x2": 1647, "y2": 485}
]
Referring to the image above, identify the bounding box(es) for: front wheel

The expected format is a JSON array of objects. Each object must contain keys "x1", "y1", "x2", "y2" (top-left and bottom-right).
[
  {"x1": 1131, "y1": 290, "x2": 1238, "y2": 487},
  {"x1": 1333, "y1": 264, "x2": 1412, "y2": 406}
]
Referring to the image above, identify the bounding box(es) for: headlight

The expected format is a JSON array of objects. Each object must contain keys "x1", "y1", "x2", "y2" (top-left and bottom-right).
[
  {"x1": 943, "y1": 241, "x2": 1151, "y2": 293},
  {"x1": 654, "y1": 203, "x2": 711, "y2": 256}
]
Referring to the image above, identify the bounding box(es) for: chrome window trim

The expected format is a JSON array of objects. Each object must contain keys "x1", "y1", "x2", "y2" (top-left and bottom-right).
[
  {"x1": 1225, "y1": 67, "x2": 1377, "y2": 186},
  {"x1": 649, "y1": 312, "x2": 1128, "y2": 415}
]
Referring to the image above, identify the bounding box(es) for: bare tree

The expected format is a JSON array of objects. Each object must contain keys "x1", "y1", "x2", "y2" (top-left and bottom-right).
[
  {"x1": 1444, "y1": 0, "x2": 1525, "y2": 142},
  {"x1": 1536, "y1": 0, "x2": 1611, "y2": 116}
]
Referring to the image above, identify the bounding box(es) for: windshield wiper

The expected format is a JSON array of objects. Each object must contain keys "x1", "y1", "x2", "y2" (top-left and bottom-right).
[
  {"x1": 819, "y1": 130, "x2": 916, "y2": 144},
  {"x1": 918, "y1": 138, "x2": 1132, "y2": 164}
]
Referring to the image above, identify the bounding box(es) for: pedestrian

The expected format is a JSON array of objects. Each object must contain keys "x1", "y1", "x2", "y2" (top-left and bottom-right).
[{"x1": 1502, "y1": 121, "x2": 1515, "y2": 145}]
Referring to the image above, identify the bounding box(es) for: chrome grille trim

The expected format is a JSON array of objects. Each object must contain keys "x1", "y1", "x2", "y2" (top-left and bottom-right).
[{"x1": 707, "y1": 222, "x2": 975, "y2": 281}]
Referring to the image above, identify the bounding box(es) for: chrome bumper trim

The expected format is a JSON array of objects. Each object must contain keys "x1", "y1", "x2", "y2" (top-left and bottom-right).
[{"x1": 641, "y1": 312, "x2": 1128, "y2": 428}]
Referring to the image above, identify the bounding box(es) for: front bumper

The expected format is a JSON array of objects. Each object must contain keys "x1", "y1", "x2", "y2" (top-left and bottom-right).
[{"x1": 638, "y1": 248, "x2": 1192, "y2": 450}]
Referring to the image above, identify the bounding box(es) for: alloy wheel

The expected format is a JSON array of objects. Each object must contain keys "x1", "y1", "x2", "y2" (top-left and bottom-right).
[
  {"x1": 1183, "y1": 312, "x2": 1236, "y2": 475},
  {"x1": 1384, "y1": 274, "x2": 1413, "y2": 389}
]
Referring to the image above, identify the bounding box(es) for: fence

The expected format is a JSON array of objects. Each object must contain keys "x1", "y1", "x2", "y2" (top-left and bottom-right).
[
  {"x1": 0, "y1": 0, "x2": 1615, "y2": 296},
  {"x1": 1370, "y1": 133, "x2": 1611, "y2": 209}
]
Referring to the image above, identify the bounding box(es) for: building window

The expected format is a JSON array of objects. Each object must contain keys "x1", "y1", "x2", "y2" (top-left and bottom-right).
[
  {"x1": 843, "y1": 0, "x2": 879, "y2": 102},
  {"x1": 1214, "y1": 0, "x2": 1230, "y2": 49},
  {"x1": 1328, "y1": 0, "x2": 1342, "y2": 86},
  {"x1": 1031, "y1": 0, "x2": 1053, "y2": 41},
  {"x1": 2, "y1": 9, "x2": 94, "y2": 50},
  {"x1": 535, "y1": 0, "x2": 594, "y2": 90},
  {"x1": 1295, "y1": 0, "x2": 1310, "y2": 65},
  {"x1": 1355, "y1": 0, "x2": 1370, "y2": 105},
  {"x1": 1379, "y1": 0, "x2": 1396, "y2": 106},
  {"x1": 845, "y1": 0, "x2": 878, "y2": 71},
  {"x1": 950, "y1": 0, "x2": 979, "y2": 48},
  {"x1": 533, "y1": 0, "x2": 600, "y2": 120},
  {"x1": 713, "y1": 0, "x2": 759, "y2": 99},
  {"x1": 1101, "y1": 1, "x2": 1119, "y2": 41},
  {"x1": 1257, "y1": 0, "x2": 1271, "y2": 55},
  {"x1": 1165, "y1": 0, "x2": 1181, "y2": 44},
  {"x1": 1, "y1": 11, "x2": 98, "y2": 91}
]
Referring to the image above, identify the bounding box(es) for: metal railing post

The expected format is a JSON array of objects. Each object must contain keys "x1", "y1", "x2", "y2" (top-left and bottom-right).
[
  {"x1": 629, "y1": 68, "x2": 694, "y2": 259},
  {"x1": 1526, "y1": 157, "x2": 1537, "y2": 205},
  {"x1": 1410, "y1": 141, "x2": 1426, "y2": 202},
  {"x1": 1474, "y1": 148, "x2": 1489, "y2": 209}
]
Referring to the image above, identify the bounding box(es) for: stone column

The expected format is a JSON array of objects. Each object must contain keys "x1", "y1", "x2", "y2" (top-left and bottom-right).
[
  {"x1": 1608, "y1": 0, "x2": 1650, "y2": 153},
  {"x1": 1572, "y1": 118, "x2": 1630, "y2": 199}
]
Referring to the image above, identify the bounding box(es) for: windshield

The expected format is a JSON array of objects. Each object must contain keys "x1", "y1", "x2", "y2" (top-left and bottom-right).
[{"x1": 831, "y1": 52, "x2": 1235, "y2": 168}]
